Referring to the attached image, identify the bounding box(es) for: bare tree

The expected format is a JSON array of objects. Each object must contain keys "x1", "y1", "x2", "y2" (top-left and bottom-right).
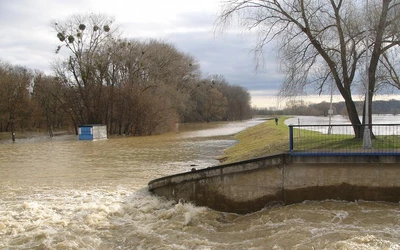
[
  {"x1": 32, "y1": 72, "x2": 69, "y2": 137},
  {"x1": 203, "y1": 87, "x2": 228, "y2": 122},
  {"x1": 50, "y1": 13, "x2": 252, "y2": 135},
  {"x1": 210, "y1": 75, "x2": 252, "y2": 120},
  {"x1": 53, "y1": 13, "x2": 117, "y2": 125},
  {"x1": 106, "y1": 39, "x2": 194, "y2": 135},
  {"x1": 218, "y1": 0, "x2": 400, "y2": 138},
  {"x1": 0, "y1": 62, "x2": 32, "y2": 140},
  {"x1": 138, "y1": 40, "x2": 201, "y2": 120}
]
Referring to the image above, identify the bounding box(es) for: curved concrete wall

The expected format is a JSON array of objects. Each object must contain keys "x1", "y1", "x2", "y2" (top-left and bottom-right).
[{"x1": 148, "y1": 154, "x2": 400, "y2": 214}]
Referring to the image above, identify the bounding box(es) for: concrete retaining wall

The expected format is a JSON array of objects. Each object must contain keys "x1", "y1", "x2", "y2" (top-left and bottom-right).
[{"x1": 148, "y1": 154, "x2": 400, "y2": 214}]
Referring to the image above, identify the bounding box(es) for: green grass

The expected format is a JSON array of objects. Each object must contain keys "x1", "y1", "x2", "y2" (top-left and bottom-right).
[
  {"x1": 291, "y1": 128, "x2": 356, "y2": 151},
  {"x1": 219, "y1": 117, "x2": 400, "y2": 163},
  {"x1": 294, "y1": 131, "x2": 400, "y2": 150}
]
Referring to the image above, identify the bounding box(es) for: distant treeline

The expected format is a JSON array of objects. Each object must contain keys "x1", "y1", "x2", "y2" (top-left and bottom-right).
[
  {"x1": 254, "y1": 99, "x2": 400, "y2": 117},
  {"x1": 0, "y1": 14, "x2": 254, "y2": 137},
  {"x1": 0, "y1": 45, "x2": 252, "y2": 136},
  {"x1": 0, "y1": 59, "x2": 252, "y2": 136}
]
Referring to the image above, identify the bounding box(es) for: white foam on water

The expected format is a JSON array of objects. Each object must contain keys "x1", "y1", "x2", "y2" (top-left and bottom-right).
[
  {"x1": 2, "y1": 186, "x2": 400, "y2": 249},
  {"x1": 1, "y1": 186, "x2": 163, "y2": 249},
  {"x1": 330, "y1": 210, "x2": 349, "y2": 223},
  {"x1": 2, "y1": 118, "x2": 400, "y2": 249},
  {"x1": 329, "y1": 234, "x2": 399, "y2": 249}
]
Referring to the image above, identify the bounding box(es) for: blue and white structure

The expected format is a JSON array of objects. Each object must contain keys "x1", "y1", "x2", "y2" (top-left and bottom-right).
[{"x1": 78, "y1": 125, "x2": 107, "y2": 140}]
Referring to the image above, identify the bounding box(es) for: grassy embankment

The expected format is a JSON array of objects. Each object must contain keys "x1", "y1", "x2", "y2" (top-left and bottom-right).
[
  {"x1": 220, "y1": 117, "x2": 400, "y2": 164},
  {"x1": 218, "y1": 117, "x2": 290, "y2": 164}
]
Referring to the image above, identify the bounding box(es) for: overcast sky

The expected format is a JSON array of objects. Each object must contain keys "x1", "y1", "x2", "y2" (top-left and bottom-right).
[
  {"x1": 1, "y1": 0, "x2": 398, "y2": 108},
  {"x1": 0, "y1": 0, "x2": 290, "y2": 107}
]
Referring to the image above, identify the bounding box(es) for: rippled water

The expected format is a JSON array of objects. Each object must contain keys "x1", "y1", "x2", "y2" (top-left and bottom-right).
[{"x1": 1, "y1": 118, "x2": 400, "y2": 249}]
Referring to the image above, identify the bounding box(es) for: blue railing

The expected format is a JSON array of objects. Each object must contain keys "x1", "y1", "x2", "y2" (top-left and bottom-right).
[{"x1": 289, "y1": 124, "x2": 400, "y2": 156}]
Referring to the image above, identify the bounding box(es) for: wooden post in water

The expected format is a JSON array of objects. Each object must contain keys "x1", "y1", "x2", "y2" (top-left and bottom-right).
[{"x1": 11, "y1": 117, "x2": 15, "y2": 142}]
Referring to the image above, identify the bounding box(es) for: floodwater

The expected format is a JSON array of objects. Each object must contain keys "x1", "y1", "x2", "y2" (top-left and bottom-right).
[
  {"x1": 285, "y1": 114, "x2": 400, "y2": 126},
  {"x1": 1, "y1": 118, "x2": 400, "y2": 249},
  {"x1": 285, "y1": 114, "x2": 400, "y2": 135}
]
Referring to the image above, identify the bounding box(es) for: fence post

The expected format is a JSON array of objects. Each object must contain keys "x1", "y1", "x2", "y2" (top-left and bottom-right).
[{"x1": 289, "y1": 125, "x2": 294, "y2": 152}]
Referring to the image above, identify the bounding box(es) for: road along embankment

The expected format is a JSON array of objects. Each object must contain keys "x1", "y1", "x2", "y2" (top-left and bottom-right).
[{"x1": 148, "y1": 154, "x2": 400, "y2": 214}]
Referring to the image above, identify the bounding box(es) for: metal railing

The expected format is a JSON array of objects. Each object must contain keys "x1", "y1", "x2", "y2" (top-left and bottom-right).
[{"x1": 289, "y1": 124, "x2": 400, "y2": 156}]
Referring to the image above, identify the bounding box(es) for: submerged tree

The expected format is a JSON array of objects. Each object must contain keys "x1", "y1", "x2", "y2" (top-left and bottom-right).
[
  {"x1": 0, "y1": 62, "x2": 32, "y2": 138},
  {"x1": 52, "y1": 14, "x2": 205, "y2": 135},
  {"x1": 51, "y1": 13, "x2": 253, "y2": 135},
  {"x1": 53, "y1": 13, "x2": 117, "y2": 125},
  {"x1": 32, "y1": 72, "x2": 69, "y2": 137},
  {"x1": 218, "y1": 0, "x2": 400, "y2": 138},
  {"x1": 209, "y1": 75, "x2": 252, "y2": 121}
]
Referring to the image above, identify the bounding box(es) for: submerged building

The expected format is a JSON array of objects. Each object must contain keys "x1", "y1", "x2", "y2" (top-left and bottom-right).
[{"x1": 78, "y1": 125, "x2": 107, "y2": 140}]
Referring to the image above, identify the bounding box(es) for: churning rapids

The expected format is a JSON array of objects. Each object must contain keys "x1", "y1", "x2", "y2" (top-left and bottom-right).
[{"x1": 1, "y1": 118, "x2": 400, "y2": 249}]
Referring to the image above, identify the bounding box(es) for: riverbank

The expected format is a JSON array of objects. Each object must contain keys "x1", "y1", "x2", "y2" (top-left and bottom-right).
[{"x1": 218, "y1": 116, "x2": 289, "y2": 164}]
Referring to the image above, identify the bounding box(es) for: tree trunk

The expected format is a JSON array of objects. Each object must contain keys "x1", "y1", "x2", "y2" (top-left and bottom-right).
[{"x1": 344, "y1": 97, "x2": 362, "y2": 139}]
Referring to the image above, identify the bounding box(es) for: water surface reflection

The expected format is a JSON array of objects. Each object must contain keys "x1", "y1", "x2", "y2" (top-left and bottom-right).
[{"x1": 0, "y1": 119, "x2": 264, "y2": 189}]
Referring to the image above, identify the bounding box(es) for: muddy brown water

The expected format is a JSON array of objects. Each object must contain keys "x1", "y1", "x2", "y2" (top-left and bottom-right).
[{"x1": 1, "y1": 119, "x2": 400, "y2": 249}]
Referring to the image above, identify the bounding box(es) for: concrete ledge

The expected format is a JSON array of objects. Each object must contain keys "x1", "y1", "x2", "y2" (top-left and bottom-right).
[{"x1": 148, "y1": 154, "x2": 400, "y2": 214}]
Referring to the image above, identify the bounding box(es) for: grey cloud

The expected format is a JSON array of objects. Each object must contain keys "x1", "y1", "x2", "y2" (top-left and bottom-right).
[
  {"x1": 174, "y1": 11, "x2": 217, "y2": 29},
  {"x1": 0, "y1": 0, "x2": 284, "y2": 94},
  {"x1": 168, "y1": 30, "x2": 284, "y2": 91},
  {"x1": 0, "y1": 0, "x2": 77, "y2": 72}
]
